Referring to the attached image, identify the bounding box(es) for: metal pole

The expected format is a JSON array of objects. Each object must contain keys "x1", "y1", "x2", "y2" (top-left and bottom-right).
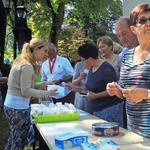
[
  {"x1": 0, "y1": 1, "x2": 7, "y2": 70},
  {"x1": 13, "y1": 0, "x2": 31, "y2": 56},
  {"x1": 13, "y1": 38, "x2": 17, "y2": 59},
  {"x1": 13, "y1": 0, "x2": 17, "y2": 59}
]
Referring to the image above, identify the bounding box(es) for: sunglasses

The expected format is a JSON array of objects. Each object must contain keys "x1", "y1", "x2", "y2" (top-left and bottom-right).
[{"x1": 136, "y1": 17, "x2": 150, "y2": 25}]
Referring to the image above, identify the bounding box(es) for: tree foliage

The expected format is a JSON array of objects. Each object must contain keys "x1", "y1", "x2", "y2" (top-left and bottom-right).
[
  {"x1": 28, "y1": 0, "x2": 122, "y2": 42},
  {"x1": 66, "y1": 0, "x2": 122, "y2": 42},
  {"x1": 3, "y1": 0, "x2": 123, "y2": 62},
  {"x1": 28, "y1": 1, "x2": 51, "y2": 39},
  {"x1": 58, "y1": 26, "x2": 88, "y2": 62}
]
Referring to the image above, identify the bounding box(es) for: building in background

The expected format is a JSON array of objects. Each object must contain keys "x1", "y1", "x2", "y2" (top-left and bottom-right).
[{"x1": 123, "y1": 0, "x2": 150, "y2": 17}]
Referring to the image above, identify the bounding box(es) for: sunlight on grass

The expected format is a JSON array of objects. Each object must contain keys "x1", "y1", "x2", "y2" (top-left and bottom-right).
[{"x1": 24, "y1": 146, "x2": 33, "y2": 150}]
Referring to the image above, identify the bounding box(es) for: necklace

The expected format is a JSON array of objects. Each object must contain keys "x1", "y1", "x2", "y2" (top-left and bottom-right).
[{"x1": 134, "y1": 49, "x2": 150, "y2": 65}]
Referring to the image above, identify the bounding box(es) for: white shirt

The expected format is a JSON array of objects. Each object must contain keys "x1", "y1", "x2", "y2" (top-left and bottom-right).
[{"x1": 41, "y1": 55, "x2": 74, "y2": 99}]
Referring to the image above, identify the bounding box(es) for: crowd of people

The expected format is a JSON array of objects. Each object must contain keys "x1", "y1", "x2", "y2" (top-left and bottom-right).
[
  {"x1": 1, "y1": 2, "x2": 150, "y2": 150},
  {"x1": 107, "y1": 3, "x2": 150, "y2": 138}
]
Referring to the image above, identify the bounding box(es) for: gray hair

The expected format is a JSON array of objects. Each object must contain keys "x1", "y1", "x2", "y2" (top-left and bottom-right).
[
  {"x1": 116, "y1": 17, "x2": 132, "y2": 27},
  {"x1": 48, "y1": 42, "x2": 57, "y2": 52}
]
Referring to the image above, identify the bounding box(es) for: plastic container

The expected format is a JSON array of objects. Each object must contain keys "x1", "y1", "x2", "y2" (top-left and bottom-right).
[
  {"x1": 33, "y1": 112, "x2": 79, "y2": 123},
  {"x1": 96, "y1": 139, "x2": 120, "y2": 150},
  {"x1": 54, "y1": 131, "x2": 88, "y2": 149},
  {"x1": 92, "y1": 122, "x2": 119, "y2": 136}
]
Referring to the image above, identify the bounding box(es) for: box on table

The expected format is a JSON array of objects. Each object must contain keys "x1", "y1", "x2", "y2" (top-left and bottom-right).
[
  {"x1": 33, "y1": 112, "x2": 79, "y2": 123},
  {"x1": 54, "y1": 131, "x2": 88, "y2": 149}
]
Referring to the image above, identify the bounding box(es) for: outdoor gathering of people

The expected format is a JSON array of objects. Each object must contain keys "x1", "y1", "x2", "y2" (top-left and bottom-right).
[{"x1": 0, "y1": 2, "x2": 150, "y2": 150}]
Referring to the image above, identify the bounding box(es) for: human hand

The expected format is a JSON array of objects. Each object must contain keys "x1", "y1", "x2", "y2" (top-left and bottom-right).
[
  {"x1": 86, "y1": 91, "x2": 97, "y2": 100},
  {"x1": 49, "y1": 89, "x2": 58, "y2": 96},
  {"x1": 122, "y1": 87, "x2": 146, "y2": 103},
  {"x1": 66, "y1": 82, "x2": 76, "y2": 91},
  {"x1": 52, "y1": 79, "x2": 61, "y2": 85},
  {"x1": 79, "y1": 72, "x2": 87, "y2": 80},
  {"x1": 106, "y1": 82, "x2": 122, "y2": 96}
]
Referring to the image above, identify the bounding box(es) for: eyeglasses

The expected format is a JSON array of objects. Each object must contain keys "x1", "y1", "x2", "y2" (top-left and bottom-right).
[{"x1": 136, "y1": 17, "x2": 150, "y2": 25}]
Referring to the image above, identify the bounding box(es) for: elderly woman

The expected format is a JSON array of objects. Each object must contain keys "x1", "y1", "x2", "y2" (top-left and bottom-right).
[
  {"x1": 67, "y1": 43, "x2": 125, "y2": 127},
  {"x1": 107, "y1": 3, "x2": 150, "y2": 138},
  {"x1": 97, "y1": 35, "x2": 122, "y2": 79}
]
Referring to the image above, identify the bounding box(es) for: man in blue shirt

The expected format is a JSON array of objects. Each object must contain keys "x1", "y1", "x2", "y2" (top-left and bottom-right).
[{"x1": 115, "y1": 17, "x2": 139, "y2": 58}]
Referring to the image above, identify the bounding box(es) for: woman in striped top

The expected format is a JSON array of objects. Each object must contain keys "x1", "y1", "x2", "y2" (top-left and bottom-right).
[{"x1": 107, "y1": 3, "x2": 150, "y2": 138}]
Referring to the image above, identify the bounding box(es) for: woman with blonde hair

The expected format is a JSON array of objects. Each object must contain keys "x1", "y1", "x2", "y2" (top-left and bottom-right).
[
  {"x1": 97, "y1": 35, "x2": 122, "y2": 79},
  {"x1": 113, "y1": 42, "x2": 123, "y2": 54},
  {"x1": 4, "y1": 38, "x2": 57, "y2": 150}
]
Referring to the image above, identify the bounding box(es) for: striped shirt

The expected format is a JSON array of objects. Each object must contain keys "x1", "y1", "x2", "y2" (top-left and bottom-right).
[{"x1": 119, "y1": 48, "x2": 150, "y2": 138}]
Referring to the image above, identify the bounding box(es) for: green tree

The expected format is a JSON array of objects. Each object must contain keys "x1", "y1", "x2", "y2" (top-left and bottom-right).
[
  {"x1": 4, "y1": 0, "x2": 122, "y2": 63},
  {"x1": 28, "y1": 0, "x2": 122, "y2": 46},
  {"x1": 67, "y1": 0, "x2": 122, "y2": 42},
  {"x1": 28, "y1": 0, "x2": 65, "y2": 46},
  {"x1": 58, "y1": 26, "x2": 87, "y2": 62}
]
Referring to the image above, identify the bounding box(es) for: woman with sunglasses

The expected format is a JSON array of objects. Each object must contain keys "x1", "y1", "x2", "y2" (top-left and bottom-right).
[
  {"x1": 107, "y1": 3, "x2": 150, "y2": 138},
  {"x1": 4, "y1": 38, "x2": 57, "y2": 149}
]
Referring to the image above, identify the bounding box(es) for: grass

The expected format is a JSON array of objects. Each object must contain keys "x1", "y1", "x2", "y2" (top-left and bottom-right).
[{"x1": 0, "y1": 108, "x2": 9, "y2": 150}]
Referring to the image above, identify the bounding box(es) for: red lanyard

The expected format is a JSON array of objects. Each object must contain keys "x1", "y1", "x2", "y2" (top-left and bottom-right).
[{"x1": 49, "y1": 57, "x2": 56, "y2": 73}]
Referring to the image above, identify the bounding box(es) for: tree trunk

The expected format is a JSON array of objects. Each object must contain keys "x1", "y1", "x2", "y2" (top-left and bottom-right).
[
  {"x1": 49, "y1": 2, "x2": 65, "y2": 47},
  {"x1": 0, "y1": 1, "x2": 7, "y2": 71},
  {"x1": 84, "y1": 17, "x2": 90, "y2": 37}
]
